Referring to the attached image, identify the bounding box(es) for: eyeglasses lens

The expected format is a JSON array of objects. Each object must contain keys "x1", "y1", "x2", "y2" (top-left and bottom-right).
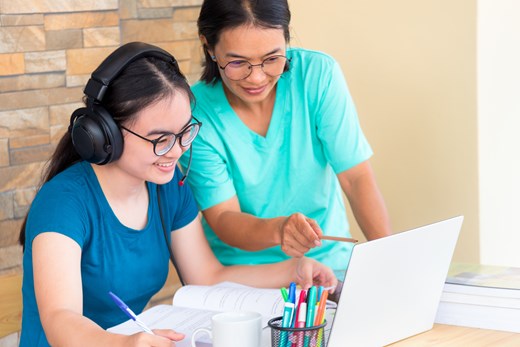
[
  {"x1": 155, "y1": 134, "x2": 176, "y2": 156},
  {"x1": 180, "y1": 124, "x2": 200, "y2": 147},
  {"x1": 153, "y1": 122, "x2": 200, "y2": 156},
  {"x1": 225, "y1": 56, "x2": 287, "y2": 81}
]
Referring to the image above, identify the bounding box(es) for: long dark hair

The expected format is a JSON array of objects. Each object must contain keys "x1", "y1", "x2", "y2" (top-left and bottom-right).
[
  {"x1": 198, "y1": 0, "x2": 291, "y2": 84},
  {"x1": 19, "y1": 53, "x2": 194, "y2": 248}
]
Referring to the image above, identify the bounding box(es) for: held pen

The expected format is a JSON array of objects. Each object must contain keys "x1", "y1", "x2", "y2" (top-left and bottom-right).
[
  {"x1": 108, "y1": 291, "x2": 155, "y2": 335},
  {"x1": 320, "y1": 235, "x2": 358, "y2": 243}
]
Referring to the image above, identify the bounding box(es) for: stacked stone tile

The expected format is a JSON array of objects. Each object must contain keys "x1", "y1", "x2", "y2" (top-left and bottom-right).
[{"x1": 0, "y1": 1, "x2": 203, "y2": 343}]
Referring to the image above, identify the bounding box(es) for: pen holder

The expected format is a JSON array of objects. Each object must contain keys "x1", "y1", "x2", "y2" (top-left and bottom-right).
[{"x1": 267, "y1": 316, "x2": 328, "y2": 347}]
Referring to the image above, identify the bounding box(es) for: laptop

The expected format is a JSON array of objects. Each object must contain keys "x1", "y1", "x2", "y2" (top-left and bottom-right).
[{"x1": 326, "y1": 216, "x2": 464, "y2": 347}]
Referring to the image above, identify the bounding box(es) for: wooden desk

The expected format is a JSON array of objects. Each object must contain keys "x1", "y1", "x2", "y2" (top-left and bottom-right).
[
  {"x1": 0, "y1": 273, "x2": 22, "y2": 339},
  {"x1": 389, "y1": 324, "x2": 520, "y2": 346}
]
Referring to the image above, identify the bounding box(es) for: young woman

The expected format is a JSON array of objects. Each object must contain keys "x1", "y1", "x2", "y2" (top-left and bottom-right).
[
  {"x1": 179, "y1": 0, "x2": 392, "y2": 276},
  {"x1": 18, "y1": 42, "x2": 337, "y2": 347}
]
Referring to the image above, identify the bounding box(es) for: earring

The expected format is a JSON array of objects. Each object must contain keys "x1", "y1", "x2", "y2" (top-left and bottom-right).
[{"x1": 210, "y1": 55, "x2": 216, "y2": 60}]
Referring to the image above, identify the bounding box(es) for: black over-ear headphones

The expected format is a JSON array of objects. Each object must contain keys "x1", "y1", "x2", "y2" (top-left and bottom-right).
[{"x1": 69, "y1": 42, "x2": 178, "y2": 165}]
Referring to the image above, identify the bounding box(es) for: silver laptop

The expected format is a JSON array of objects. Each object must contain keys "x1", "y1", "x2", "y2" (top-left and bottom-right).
[{"x1": 326, "y1": 216, "x2": 463, "y2": 347}]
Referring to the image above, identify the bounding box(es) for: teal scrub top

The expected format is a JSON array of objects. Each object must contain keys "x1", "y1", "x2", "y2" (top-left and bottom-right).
[{"x1": 180, "y1": 48, "x2": 373, "y2": 273}]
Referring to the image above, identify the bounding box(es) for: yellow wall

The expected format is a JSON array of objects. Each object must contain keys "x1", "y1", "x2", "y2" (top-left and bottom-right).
[{"x1": 289, "y1": 0, "x2": 479, "y2": 263}]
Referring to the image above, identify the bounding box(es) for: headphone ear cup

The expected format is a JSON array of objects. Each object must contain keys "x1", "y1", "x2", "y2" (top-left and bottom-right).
[
  {"x1": 70, "y1": 105, "x2": 123, "y2": 165},
  {"x1": 93, "y1": 104, "x2": 124, "y2": 163}
]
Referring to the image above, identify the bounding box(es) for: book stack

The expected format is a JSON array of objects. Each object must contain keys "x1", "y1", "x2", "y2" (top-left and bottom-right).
[{"x1": 434, "y1": 263, "x2": 520, "y2": 333}]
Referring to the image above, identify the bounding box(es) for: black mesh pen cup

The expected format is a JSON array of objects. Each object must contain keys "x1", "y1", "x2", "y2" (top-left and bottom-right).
[{"x1": 267, "y1": 316, "x2": 328, "y2": 347}]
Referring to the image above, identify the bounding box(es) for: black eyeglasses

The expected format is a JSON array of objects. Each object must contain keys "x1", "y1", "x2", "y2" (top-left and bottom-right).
[
  {"x1": 120, "y1": 116, "x2": 202, "y2": 156},
  {"x1": 216, "y1": 55, "x2": 289, "y2": 81}
]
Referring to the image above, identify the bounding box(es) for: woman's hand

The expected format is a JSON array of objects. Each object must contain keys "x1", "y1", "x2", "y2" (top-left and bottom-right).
[
  {"x1": 119, "y1": 330, "x2": 185, "y2": 347},
  {"x1": 293, "y1": 257, "x2": 338, "y2": 293},
  {"x1": 279, "y1": 213, "x2": 323, "y2": 257}
]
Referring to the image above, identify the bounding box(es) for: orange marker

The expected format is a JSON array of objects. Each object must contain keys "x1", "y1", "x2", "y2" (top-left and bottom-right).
[{"x1": 314, "y1": 290, "x2": 328, "y2": 325}]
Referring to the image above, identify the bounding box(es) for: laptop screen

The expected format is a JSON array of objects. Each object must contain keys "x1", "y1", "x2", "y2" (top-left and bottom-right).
[{"x1": 325, "y1": 216, "x2": 463, "y2": 347}]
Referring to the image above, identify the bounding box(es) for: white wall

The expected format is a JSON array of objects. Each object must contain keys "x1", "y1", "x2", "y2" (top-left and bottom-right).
[{"x1": 478, "y1": 0, "x2": 520, "y2": 267}]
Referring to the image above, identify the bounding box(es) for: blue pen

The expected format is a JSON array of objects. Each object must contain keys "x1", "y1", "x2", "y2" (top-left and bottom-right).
[
  {"x1": 286, "y1": 282, "x2": 297, "y2": 347},
  {"x1": 108, "y1": 291, "x2": 154, "y2": 335},
  {"x1": 288, "y1": 282, "x2": 296, "y2": 304}
]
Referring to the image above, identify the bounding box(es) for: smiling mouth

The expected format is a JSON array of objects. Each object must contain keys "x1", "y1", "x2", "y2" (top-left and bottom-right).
[
  {"x1": 243, "y1": 85, "x2": 267, "y2": 93},
  {"x1": 156, "y1": 162, "x2": 174, "y2": 167}
]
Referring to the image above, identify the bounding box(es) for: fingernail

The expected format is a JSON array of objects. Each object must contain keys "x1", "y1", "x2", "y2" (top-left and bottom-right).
[{"x1": 314, "y1": 240, "x2": 322, "y2": 246}]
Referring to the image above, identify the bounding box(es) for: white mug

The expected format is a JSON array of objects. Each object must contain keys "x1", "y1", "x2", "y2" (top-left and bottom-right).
[{"x1": 191, "y1": 311, "x2": 262, "y2": 347}]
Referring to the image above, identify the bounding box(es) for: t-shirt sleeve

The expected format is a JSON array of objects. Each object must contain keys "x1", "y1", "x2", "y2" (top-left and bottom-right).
[
  {"x1": 163, "y1": 167, "x2": 201, "y2": 231},
  {"x1": 314, "y1": 57, "x2": 373, "y2": 173},
  {"x1": 25, "y1": 181, "x2": 88, "y2": 249}
]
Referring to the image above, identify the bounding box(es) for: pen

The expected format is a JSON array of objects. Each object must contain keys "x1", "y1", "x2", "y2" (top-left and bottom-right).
[
  {"x1": 303, "y1": 286, "x2": 317, "y2": 347},
  {"x1": 314, "y1": 291, "x2": 329, "y2": 347},
  {"x1": 294, "y1": 290, "x2": 307, "y2": 327},
  {"x1": 288, "y1": 282, "x2": 296, "y2": 304},
  {"x1": 292, "y1": 289, "x2": 306, "y2": 328},
  {"x1": 281, "y1": 287, "x2": 289, "y2": 302},
  {"x1": 291, "y1": 290, "x2": 307, "y2": 347},
  {"x1": 108, "y1": 291, "x2": 154, "y2": 335},
  {"x1": 306, "y1": 286, "x2": 317, "y2": 328},
  {"x1": 316, "y1": 286, "x2": 323, "y2": 304},
  {"x1": 321, "y1": 235, "x2": 358, "y2": 243},
  {"x1": 279, "y1": 299, "x2": 295, "y2": 347},
  {"x1": 314, "y1": 290, "x2": 328, "y2": 325},
  {"x1": 282, "y1": 282, "x2": 297, "y2": 347},
  {"x1": 296, "y1": 302, "x2": 307, "y2": 328}
]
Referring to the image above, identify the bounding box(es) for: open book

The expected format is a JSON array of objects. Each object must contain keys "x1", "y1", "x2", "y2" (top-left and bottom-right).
[{"x1": 108, "y1": 282, "x2": 287, "y2": 346}]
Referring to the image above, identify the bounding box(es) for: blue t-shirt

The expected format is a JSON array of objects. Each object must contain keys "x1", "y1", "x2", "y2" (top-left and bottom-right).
[
  {"x1": 20, "y1": 161, "x2": 198, "y2": 347},
  {"x1": 180, "y1": 48, "x2": 373, "y2": 273}
]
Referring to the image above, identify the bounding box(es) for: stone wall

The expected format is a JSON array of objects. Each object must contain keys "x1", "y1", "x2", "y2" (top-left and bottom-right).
[{"x1": 0, "y1": 1, "x2": 203, "y2": 344}]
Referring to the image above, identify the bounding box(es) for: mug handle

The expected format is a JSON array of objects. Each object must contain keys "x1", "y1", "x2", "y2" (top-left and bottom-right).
[{"x1": 191, "y1": 327, "x2": 212, "y2": 347}]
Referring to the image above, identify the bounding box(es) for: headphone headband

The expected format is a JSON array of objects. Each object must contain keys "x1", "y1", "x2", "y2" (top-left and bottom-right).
[
  {"x1": 70, "y1": 42, "x2": 178, "y2": 165},
  {"x1": 84, "y1": 42, "x2": 177, "y2": 102}
]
